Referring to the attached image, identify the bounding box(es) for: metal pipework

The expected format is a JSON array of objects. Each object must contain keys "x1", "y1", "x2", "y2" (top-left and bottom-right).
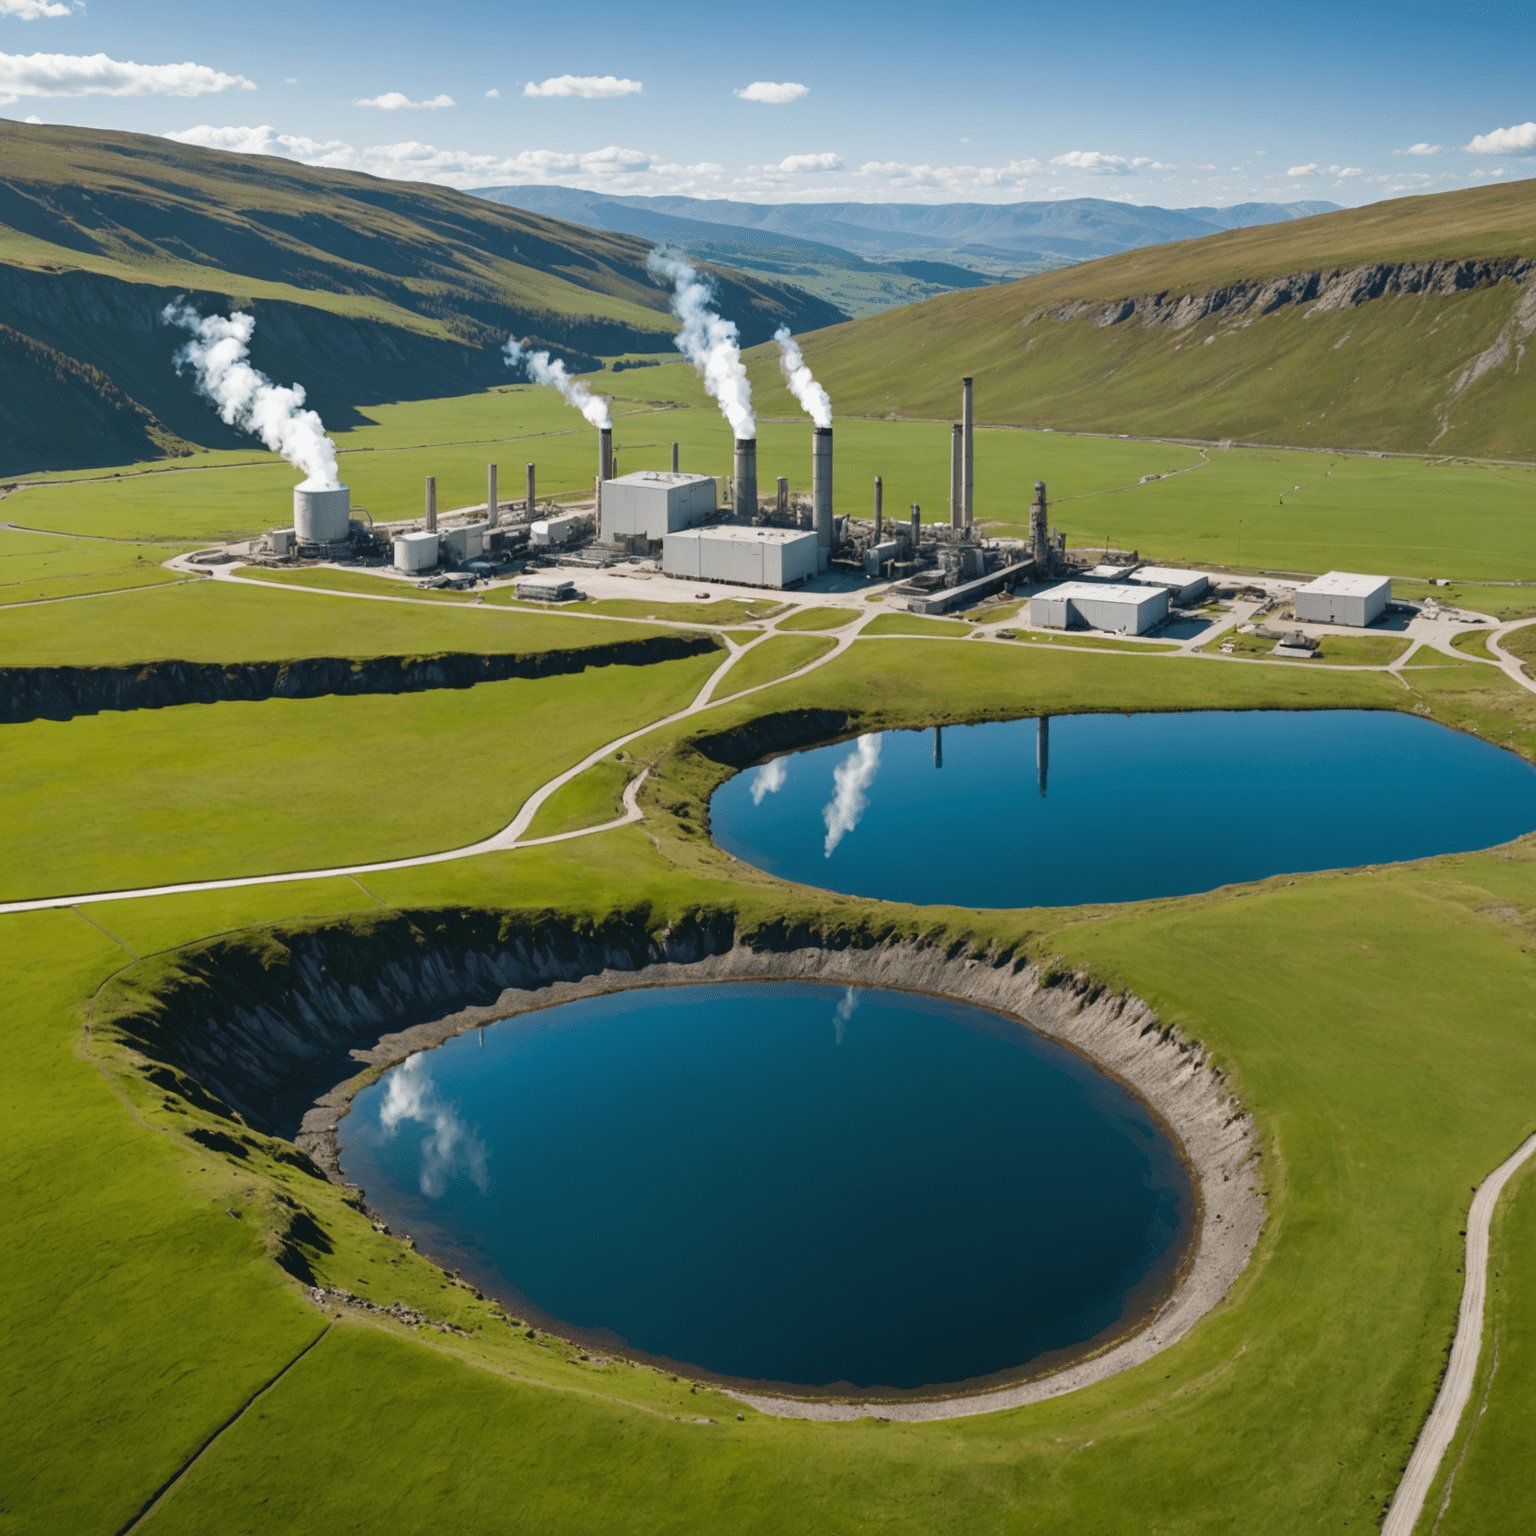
[
  {"x1": 425, "y1": 474, "x2": 437, "y2": 532},
  {"x1": 734, "y1": 437, "x2": 758, "y2": 522},
  {"x1": 670, "y1": 442, "x2": 680, "y2": 473},
  {"x1": 961, "y1": 376, "x2": 974, "y2": 526},
  {"x1": 598, "y1": 427, "x2": 614, "y2": 483},
  {"x1": 812, "y1": 426, "x2": 833, "y2": 549},
  {"x1": 949, "y1": 423, "x2": 963, "y2": 528},
  {"x1": 873, "y1": 474, "x2": 883, "y2": 541},
  {"x1": 487, "y1": 463, "x2": 498, "y2": 528},
  {"x1": 525, "y1": 462, "x2": 536, "y2": 518}
]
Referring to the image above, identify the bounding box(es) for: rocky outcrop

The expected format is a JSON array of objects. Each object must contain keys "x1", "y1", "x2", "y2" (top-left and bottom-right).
[
  {"x1": 1032, "y1": 256, "x2": 1535, "y2": 333},
  {"x1": 98, "y1": 905, "x2": 1265, "y2": 1417},
  {"x1": 0, "y1": 633, "x2": 720, "y2": 723}
]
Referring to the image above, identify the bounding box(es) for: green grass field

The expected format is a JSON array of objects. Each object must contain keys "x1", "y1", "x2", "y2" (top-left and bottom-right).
[
  {"x1": 774, "y1": 606, "x2": 860, "y2": 631},
  {"x1": 717, "y1": 633, "x2": 837, "y2": 696},
  {"x1": 0, "y1": 526, "x2": 198, "y2": 606},
  {"x1": 864, "y1": 614, "x2": 974, "y2": 638}
]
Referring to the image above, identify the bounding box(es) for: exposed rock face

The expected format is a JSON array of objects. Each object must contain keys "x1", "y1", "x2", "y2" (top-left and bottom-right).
[
  {"x1": 101, "y1": 907, "x2": 1264, "y2": 1420},
  {"x1": 1031, "y1": 256, "x2": 1535, "y2": 332},
  {"x1": 0, "y1": 633, "x2": 720, "y2": 723}
]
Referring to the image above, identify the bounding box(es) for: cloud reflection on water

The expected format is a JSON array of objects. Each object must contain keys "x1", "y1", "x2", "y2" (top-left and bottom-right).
[
  {"x1": 822, "y1": 734, "x2": 882, "y2": 857},
  {"x1": 750, "y1": 757, "x2": 788, "y2": 804},
  {"x1": 379, "y1": 1053, "x2": 490, "y2": 1199},
  {"x1": 832, "y1": 986, "x2": 858, "y2": 1046}
]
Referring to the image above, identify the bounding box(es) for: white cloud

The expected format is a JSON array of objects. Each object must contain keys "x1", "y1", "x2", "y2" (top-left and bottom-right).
[
  {"x1": 164, "y1": 123, "x2": 654, "y2": 191},
  {"x1": 284, "y1": 77, "x2": 297, "y2": 85},
  {"x1": 0, "y1": 51, "x2": 253, "y2": 104},
  {"x1": 0, "y1": 0, "x2": 72, "y2": 17},
  {"x1": 777, "y1": 151, "x2": 842, "y2": 173},
  {"x1": 1328, "y1": 164, "x2": 1364, "y2": 178},
  {"x1": 1463, "y1": 121, "x2": 1536, "y2": 155},
  {"x1": 23, "y1": 111, "x2": 40, "y2": 121},
  {"x1": 1193, "y1": 162, "x2": 1217, "y2": 170},
  {"x1": 524, "y1": 74, "x2": 642, "y2": 99},
  {"x1": 1287, "y1": 162, "x2": 1319, "y2": 176},
  {"x1": 1051, "y1": 149, "x2": 1135, "y2": 174},
  {"x1": 735, "y1": 80, "x2": 808, "y2": 104},
  {"x1": 355, "y1": 91, "x2": 454, "y2": 111},
  {"x1": 484, "y1": 88, "x2": 499, "y2": 99},
  {"x1": 1395, "y1": 142, "x2": 1442, "y2": 156},
  {"x1": 857, "y1": 157, "x2": 1040, "y2": 192}
]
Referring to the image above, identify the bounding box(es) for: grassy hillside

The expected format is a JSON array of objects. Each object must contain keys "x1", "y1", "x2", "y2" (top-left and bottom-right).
[
  {"x1": 0, "y1": 123, "x2": 843, "y2": 474},
  {"x1": 778, "y1": 180, "x2": 1536, "y2": 458}
]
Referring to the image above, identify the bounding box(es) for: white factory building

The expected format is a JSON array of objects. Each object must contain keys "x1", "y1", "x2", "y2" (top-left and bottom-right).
[
  {"x1": 662, "y1": 525, "x2": 819, "y2": 588},
  {"x1": 1030, "y1": 580, "x2": 1170, "y2": 635},
  {"x1": 600, "y1": 470, "x2": 717, "y2": 544},
  {"x1": 1131, "y1": 566, "x2": 1210, "y2": 603},
  {"x1": 1294, "y1": 571, "x2": 1391, "y2": 627}
]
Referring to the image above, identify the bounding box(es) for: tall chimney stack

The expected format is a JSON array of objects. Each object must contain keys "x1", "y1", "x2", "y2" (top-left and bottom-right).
[
  {"x1": 486, "y1": 463, "x2": 498, "y2": 529},
  {"x1": 734, "y1": 437, "x2": 758, "y2": 524},
  {"x1": 1030, "y1": 480, "x2": 1049, "y2": 572},
  {"x1": 812, "y1": 427, "x2": 833, "y2": 564},
  {"x1": 873, "y1": 474, "x2": 883, "y2": 541},
  {"x1": 776, "y1": 476, "x2": 789, "y2": 515},
  {"x1": 670, "y1": 442, "x2": 680, "y2": 473},
  {"x1": 525, "y1": 462, "x2": 536, "y2": 518},
  {"x1": 910, "y1": 502, "x2": 920, "y2": 550},
  {"x1": 962, "y1": 376, "x2": 974, "y2": 527},
  {"x1": 598, "y1": 427, "x2": 614, "y2": 483},
  {"x1": 425, "y1": 475, "x2": 437, "y2": 531},
  {"x1": 949, "y1": 423, "x2": 963, "y2": 528}
]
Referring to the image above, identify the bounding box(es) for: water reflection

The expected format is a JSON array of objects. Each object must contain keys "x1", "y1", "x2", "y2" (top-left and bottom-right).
[
  {"x1": 832, "y1": 985, "x2": 858, "y2": 1045},
  {"x1": 821, "y1": 733, "x2": 882, "y2": 856},
  {"x1": 751, "y1": 757, "x2": 788, "y2": 804},
  {"x1": 377, "y1": 1053, "x2": 490, "y2": 1199}
]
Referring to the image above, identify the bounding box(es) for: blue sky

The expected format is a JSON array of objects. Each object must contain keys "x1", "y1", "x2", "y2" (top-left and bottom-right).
[{"x1": 1, "y1": 0, "x2": 1532, "y2": 206}]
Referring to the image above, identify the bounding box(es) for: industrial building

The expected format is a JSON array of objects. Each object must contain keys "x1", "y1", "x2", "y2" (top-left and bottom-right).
[
  {"x1": 1294, "y1": 571, "x2": 1391, "y2": 627},
  {"x1": 1030, "y1": 580, "x2": 1170, "y2": 635},
  {"x1": 1131, "y1": 566, "x2": 1210, "y2": 603},
  {"x1": 393, "y1": 529, "x2": 439, "y2": 573},
  {"x1": 663, "y1": 525, "x2": 819, "y2": 587},
  {"x1": 599, "y1": 470, "x2": 717, "y2": 544}
]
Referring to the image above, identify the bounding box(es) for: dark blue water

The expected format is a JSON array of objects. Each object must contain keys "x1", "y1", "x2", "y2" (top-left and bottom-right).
[
  {"x1": 710, "y1": 710, "x2": 1536, "y2": 909},
  {"x1": 339, "y1": 983, "x2": 1192, "y2": 1393}
]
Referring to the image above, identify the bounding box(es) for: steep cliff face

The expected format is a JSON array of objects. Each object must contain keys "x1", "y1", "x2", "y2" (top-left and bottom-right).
[{"x1": 0, "y1": 632, "x2": 720, "y2": 723}]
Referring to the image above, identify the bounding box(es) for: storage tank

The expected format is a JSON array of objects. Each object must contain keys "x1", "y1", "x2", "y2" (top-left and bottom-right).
[
  {"x1": 394, "y1": 529, "x2": 439, "y2": 573},
  {"x1": 293, "y1": 481, "x2": 350, "y2": 544}
]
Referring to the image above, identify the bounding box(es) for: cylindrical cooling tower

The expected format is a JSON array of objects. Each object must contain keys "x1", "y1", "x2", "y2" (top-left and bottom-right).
[
  {"x1": 425, "y1": 475, "x2": 437, "y2": 532},
  {"x1": 733, "y1": 438, "x2": 758, "y2": 520},
  {"x1": 812, "y1": 426, "x2": 833, "y2": 550},
  {"x1": 598, "y1": 427, "x2": 614, "y2": 483},
  {"x1": 487, "y1": 463, "x2": 499, "y2": 528},
  {"x1": 293, "y1": 482, "x2": 351, "y2": 544}
]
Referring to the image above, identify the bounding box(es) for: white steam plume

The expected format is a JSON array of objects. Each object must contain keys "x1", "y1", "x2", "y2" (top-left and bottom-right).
[
  {"x1": 750, "y1": 757, "x2": 787, "y2": 804},
  {"x1": 822, "y1": 733, "x2": 882, "y2": 857},
  {"x1": 162, "y1": 304, "x2": 339, "y2": 487},
  {"x1": 379, "y1": 1053, "x2": 490, "y2": 1200},
  {"x1": 503, "y1": 337, "x2": 613, "y2": 430},
  {"x1": 646, "y1": 248, "x2": 755, "y2": 439},
  {"x1": 773, "y1": 325, "x2": 831, "y2": 428}
]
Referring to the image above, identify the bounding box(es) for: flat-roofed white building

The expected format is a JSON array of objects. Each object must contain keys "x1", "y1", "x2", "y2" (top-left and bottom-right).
[
  {"x1": 600, "y1": 470, "x2": 717, "y2": 543},
  {"x1": 1029, "y1": 580, "x2": 1169, "y2": 635},
  {"x1": 1294, "y1": 571, "x2": 1390, "y2": 627},
  {"x1": 1130, "y1": 565, "x2": 1210, "y2": 603},
  {"x1": 662, "y1": 526, "x2": 819, "y2": 588},
  {"x1": 393, "y1": 529, "x2": 439, "y2": 573}
]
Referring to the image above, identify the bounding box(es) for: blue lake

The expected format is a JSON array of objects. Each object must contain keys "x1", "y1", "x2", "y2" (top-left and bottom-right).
[
  {"x1": 709, "y1": 710, "x2": 1536, "y2": 909},
  {"x1": 339, "y1": 983, "x2": 1193, "y2": 1394}
]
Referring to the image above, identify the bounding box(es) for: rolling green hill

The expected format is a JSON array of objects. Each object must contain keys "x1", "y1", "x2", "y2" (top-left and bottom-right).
[
  {"x1": 0, "y1": 122, "x2": 844, "y2": 475},
  {"x1": 776, "y1": 180, "x2": 1536, "y2": 458}
]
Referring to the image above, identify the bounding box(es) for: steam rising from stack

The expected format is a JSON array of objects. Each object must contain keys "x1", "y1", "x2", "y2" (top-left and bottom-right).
[
  {"x1": 162, "y1": 304, "x2": 340, "y2": 488},
  {"x1": 647, "y1": 248, "x2": 755, "y2": 439},
  {"x1": 503, "y1": 338, "x2": 613, "y2": 430},
  {"x1": 773, "y1": 326, "x2": 831, "y2": 428}
]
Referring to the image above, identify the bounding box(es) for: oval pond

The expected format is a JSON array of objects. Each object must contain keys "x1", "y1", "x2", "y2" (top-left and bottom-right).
[
  {"x1": 709, "y1": 709, "x2": 1536, "y2": 908},
  {"x1": 340, "y1": 982, "x2": 1194, "y2": 1395}
]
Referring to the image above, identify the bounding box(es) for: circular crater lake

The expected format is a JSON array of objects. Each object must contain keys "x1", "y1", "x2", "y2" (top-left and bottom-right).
[
  {"x1": 709, "y1": 709, "x2": 1536, "y2": 909},
  {"x1": 339, "y1": 983, "x2": 1194, "y2": 1396}
]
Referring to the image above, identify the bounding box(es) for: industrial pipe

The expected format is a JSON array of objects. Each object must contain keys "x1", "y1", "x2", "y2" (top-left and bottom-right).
[
  {"x1": 812, "y1": 426, "x2": 833, "y2": 553},
  {"x1": 425, "y1": 475, "x2": 437, "y2": 532},
  {"x1": 734, "y1": 437, "x2": 758, "y2": 522},
  {"x1": 487, "y1": 463, "x2": 498, "y2": 528},
  {"x1": 962, "y1": 376, "x2": 974, "y2": 526}
]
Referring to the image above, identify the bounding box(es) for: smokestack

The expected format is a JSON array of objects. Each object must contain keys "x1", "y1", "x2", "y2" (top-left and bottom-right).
[
  {"x1": 425, "y1": 475, "x2": 437, "y2": 532},
  {"x1": 962, "y1": 377, "x2": 974, "y2": 527},
  {"x1": 598, "y1": 427, "x2": 614, "y2": 483},
  {"x1": 949, "y1": 423, "x2": 963, "y2": 529},
  {"x1": 734, "y1": 438, "x2": 757, "y2": 523},
  {"x1": 873, "y1": 474, "x2": 883, "y2": 541},
  {"x1": 487, "y1": 463, "x2": 498, "y2": 529},
  {"x1": 812, "y1": 427, "x2": 833, "y2": 559},
  {"x1": 910, "y1": 502, "x2": 920, "y2": 549},
  {"x1": 525, "y1": 462, "x2": 536, "y2": 518},
  {"x1": 1031, "y1": 480, "x2": 1049, "y2": 572},
  {"x1": 776, "y1": 476, "x2": 789, "y2": 515},
  {"x1": 670, "y1": 442, "x2": 680, "y2": 473}
]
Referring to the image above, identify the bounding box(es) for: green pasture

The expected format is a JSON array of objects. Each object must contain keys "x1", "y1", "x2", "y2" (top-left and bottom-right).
[
  {"x1": 774, "y1": 606, "x2": 859, "y2": 631},
  {"x1": 1451, "y1": 628, "x2": 1497, "y2": 660},
  {"x1": 0, "y1": 525, "x2": 197, "y2": 606},
  {"x1": 864, "y1": 614, "x2": 974, "y2": 637},
  {"x1": 582, "y1": 595, "x2": 783, "y2": 624},
  {"x1": 717, "y1": 633, "x2": 837, "y2": 696},
  {"x1": 1205, "y1": 630, "x2": 1412, "y2": 666},
  {"x1": 1009, "y1": 630, "x2": 1181, "y2": 653},
  {"x1": 524, "y1": 754, "x2": 636, "y2": 841}
]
